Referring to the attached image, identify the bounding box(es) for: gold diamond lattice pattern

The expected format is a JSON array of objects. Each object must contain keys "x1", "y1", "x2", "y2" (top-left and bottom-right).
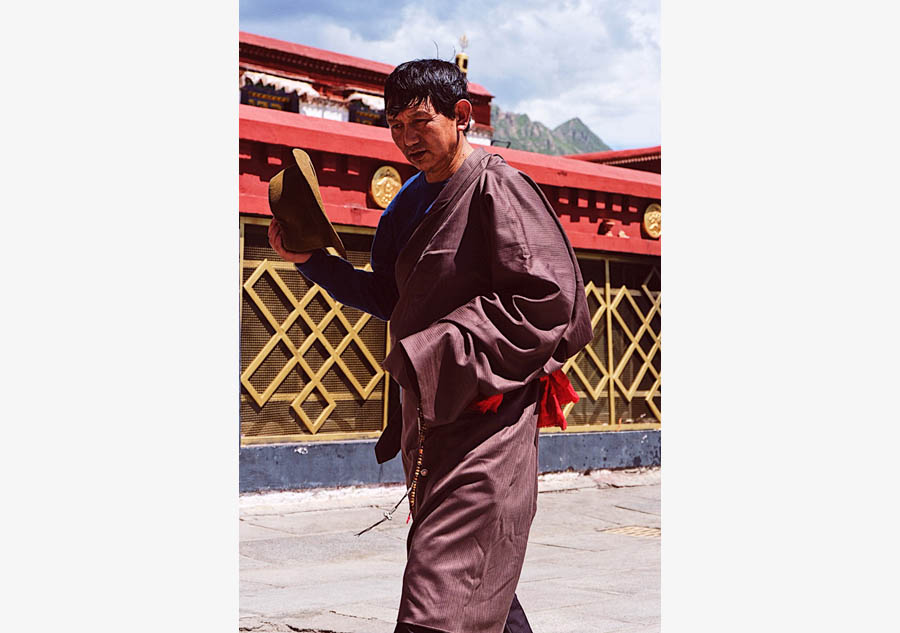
[
  {"x1": 241, "y1": 259, "x2": 385, "y2": 434},
  {"x1": 561, "y1": 280, "x2": 610, "y2": 418},
  {"x1": 561, "y1": 262, "x2": 661, "y2": 427},
  {"x1": 609, "y1": 267, "x2": 661, "y2": 422}
]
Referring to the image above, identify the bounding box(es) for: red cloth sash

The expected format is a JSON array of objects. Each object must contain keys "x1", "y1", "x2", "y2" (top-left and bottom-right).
[{"x1": 467, "y1": 369, "x2": 578, "y2": 429}]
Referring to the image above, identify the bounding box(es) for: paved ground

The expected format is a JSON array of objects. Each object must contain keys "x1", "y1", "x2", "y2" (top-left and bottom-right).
[{"x1": 240, "y1": 467, "x2": 660, "y2": 633}]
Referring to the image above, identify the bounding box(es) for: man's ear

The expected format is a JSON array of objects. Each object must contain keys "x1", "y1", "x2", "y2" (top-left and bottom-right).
[{"x1": 454, "y1": 99, "x2": 473, "y2": 131}]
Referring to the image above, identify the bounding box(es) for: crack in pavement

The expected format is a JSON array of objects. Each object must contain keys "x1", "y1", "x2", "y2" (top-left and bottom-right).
[
  {"x1": 240, "y1": 553, "x2": 271, "y2": 564},
  {"x1": 537, "y1": 486, "x2": 595, "y2": 495},
  {"x1": 530, "y1": 540, "x2": 608, "y2": 552},
  {"x1": 239, "y1": 620, "x2": 338, "y2": 632},
  {"x1": 242, "y1": 502, "x2": 404, "y2": 519},
  {"x1": 242, "y1": 521, "x2": 398, "y2": 539},
  {"x1": 242, "y1": 522, "x2": 306, "y2": 538},
  {"x1": 328, "y1": 609, "x2": 389, "y2": 623},
  {"x1": 613, "y1": 504, "x2": 660, "y2": 517}
]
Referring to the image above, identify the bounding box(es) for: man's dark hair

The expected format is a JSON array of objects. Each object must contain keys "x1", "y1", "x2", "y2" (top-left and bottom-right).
[{"x1": 384, "y1": 59, "x2": 469, "y2": 122}]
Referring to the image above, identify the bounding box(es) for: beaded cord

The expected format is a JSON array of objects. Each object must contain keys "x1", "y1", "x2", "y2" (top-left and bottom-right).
[
  {"x1": 355, "y1": 404, "x2": 428, "y2": 536},
  {"x1": 354, "y1": 485, "x2": 411, "y2": 536},
  {"x1": 408, "y1": 405, "x2": 427, "y2": 516}
]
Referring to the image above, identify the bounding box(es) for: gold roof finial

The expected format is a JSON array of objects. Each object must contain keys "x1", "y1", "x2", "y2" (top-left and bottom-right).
[{"x1": 455, "y1": 35, "x2": 469, "y2": 75}]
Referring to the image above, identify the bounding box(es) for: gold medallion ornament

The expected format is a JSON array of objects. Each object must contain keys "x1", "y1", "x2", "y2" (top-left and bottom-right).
[
  {"x1": 643, "y1": 203, "x2": 661, "y2": 239},
  {"x1": 370, "y1": 166, "x2": 403, "y2": 209}
]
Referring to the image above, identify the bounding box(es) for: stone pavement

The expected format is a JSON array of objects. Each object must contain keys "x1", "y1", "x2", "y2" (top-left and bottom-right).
[{"x1": 240, "y1": 468, "x2": 660, "y2": 633}]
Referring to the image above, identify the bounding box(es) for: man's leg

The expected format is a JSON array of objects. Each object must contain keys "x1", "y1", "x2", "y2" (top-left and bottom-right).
[
  {"x1": 393, "y1": 593, "x2": 532, "y2": 633},
  {"x1": 503, "y1": 593, "x2": 534, "y2": 633},
  {"x1": 393, "y1": 623, "x2": 447, "y2": 633}
]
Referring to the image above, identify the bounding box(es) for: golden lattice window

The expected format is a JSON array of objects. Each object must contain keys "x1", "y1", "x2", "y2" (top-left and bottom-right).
[
  {"x1": 240, "y1": 219, "x2": 390, "y2": 444},
  {"x1": 239, "y1": 218, "x2": 660, "y2": 445},
  {"x1": 560, "y1": 255, "x2": 661, "y2": 430}
]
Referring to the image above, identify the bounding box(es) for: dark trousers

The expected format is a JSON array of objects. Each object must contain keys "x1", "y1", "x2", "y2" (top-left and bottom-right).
[{"x1": 393, "y1": 592, "x2": 533, "y2": 633}]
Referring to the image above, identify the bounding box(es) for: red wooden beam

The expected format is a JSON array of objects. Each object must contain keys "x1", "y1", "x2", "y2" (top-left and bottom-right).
[
  {"x1": 486, "y1": 145, "x2": 660, "y2": 199},
  {"x1": 565, "y1": 145, "x2": 661, "y2": 163},
  {"x1": 239, "y1": 106, "x2": 661, "y2": 256},
  {"x1": 240, "y1": 106, "x2": 660, "y2": 199},
  {"x1": 240, "y1": 104, "x2": 405, "y2": 163}
]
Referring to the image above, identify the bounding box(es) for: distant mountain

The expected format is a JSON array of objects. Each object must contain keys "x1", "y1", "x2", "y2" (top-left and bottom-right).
[{"x1": 489, "y1": 104, "x2": 611, "y2": 155}]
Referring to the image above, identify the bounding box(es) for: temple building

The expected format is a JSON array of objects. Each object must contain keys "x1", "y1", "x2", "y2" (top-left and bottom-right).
[
  {"x1": 238, "y1": 32, "x2": 661, "y2": 491},
  {"x1": 566, "y1": 146, "x2": 661, "y2": 174},
  {"x1": 239, "y1": 31, "x2": 494, "y2": 144}
]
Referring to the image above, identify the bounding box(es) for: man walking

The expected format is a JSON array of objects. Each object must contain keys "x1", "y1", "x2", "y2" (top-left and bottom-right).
[{"x1": 269, "y1": 59, "x2": 591, "y2": 633}]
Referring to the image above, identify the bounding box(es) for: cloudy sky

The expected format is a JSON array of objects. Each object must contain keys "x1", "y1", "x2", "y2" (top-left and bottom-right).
[{"x1": 240, "y1": 0, "x2": 659, "y2": 150}]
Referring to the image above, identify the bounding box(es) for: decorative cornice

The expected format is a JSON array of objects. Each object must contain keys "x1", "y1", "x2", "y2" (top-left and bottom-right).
[
  {"x1": 606, "y1": 155, "x2": 661, "y2": 165},
  {"x1": 241, "y1": 43, "x2": 388, "y2": 88},
  {"x1": 565, "y1": 146, "x2": 661, "y2": 164},
  {"x1": 239, "y1": 32, "x2": 494, "y2": 98}
]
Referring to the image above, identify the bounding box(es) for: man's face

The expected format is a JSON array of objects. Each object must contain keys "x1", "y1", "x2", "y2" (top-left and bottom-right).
[{"x1": 387, "y1": 99, "x2": 461, "y2": 178}]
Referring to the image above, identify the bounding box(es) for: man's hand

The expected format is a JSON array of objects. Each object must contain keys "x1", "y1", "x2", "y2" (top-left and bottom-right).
[{"x1": 268, "y1": 219, "x2": 316, "y2": 264}]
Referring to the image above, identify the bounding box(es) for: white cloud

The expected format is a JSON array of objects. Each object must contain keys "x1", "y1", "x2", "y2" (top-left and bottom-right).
[{"x1": 240, "y1": 0, "x2": 659, "y2": 149}]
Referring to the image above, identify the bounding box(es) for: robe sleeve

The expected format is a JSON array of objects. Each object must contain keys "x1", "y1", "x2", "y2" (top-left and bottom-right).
[
  {"x1": 295, "y1": 209, "x2": 398, "y2": 321},
  {"x1": 383, "y1": 168, "x2": 584, "y2": 428}
]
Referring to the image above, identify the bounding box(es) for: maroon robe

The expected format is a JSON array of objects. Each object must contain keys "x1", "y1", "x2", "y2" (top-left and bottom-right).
[{"x1": 381, "y1": 147, "x2": 592, "y2": 633}]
